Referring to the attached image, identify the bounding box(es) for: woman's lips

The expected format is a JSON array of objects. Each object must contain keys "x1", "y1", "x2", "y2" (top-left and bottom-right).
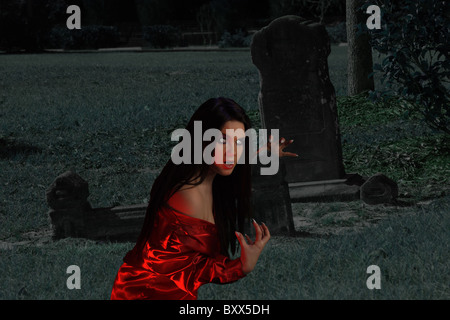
[{"x1": 223, "y1": 163, "x2": 234, "y2": 169}]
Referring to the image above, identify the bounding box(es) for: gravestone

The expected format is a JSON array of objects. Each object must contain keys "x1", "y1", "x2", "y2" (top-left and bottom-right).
[
  {"x1": 47, "y1": 171, "x2": 145, "y2": 241},
  {"x1": 360, "y1": 173, "x2": 398, "y2": 205},
  {"x1": 251, "y1": 15, "x2": 360, "y2": 202}
]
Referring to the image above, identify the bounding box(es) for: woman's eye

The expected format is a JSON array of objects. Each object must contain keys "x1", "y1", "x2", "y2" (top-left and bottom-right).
[{"x1": 219, "y1": 137, "x2": 243, "y2": 145}]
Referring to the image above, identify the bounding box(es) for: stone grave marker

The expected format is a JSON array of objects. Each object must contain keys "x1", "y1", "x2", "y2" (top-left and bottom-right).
[
  {"x1": 251, "y1": 15, "x2": 361, "y2": 202},
  {"x1": 47, "y1": 171, "x2": 145, "y2": 241}
]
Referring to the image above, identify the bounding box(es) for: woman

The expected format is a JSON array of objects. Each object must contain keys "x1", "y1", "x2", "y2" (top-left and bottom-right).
[{"x1": 111, "y1": 97, "x2": 295, "y2": 300}]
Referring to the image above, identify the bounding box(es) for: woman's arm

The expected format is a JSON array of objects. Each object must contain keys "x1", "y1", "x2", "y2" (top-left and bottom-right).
[{"x1": 188, "y1": 219, "x2": 271, "y2": 291}]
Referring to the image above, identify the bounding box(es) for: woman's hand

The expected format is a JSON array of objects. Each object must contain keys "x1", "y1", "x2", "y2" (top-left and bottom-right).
[
  {"x1": 235, "y1": 219, "x2": 271, "y2": 274},
  {"x1": 257, "y1": 135, "x2": 298, "y2": 158}
]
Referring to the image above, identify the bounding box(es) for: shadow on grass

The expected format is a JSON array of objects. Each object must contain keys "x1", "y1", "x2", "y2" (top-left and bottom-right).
[
  {"x1": 290, "y1": 230, "x2": 329, "y2": 239},
  {"x1": 0, "y1": 137, "x2": 42, "y2": 159}
]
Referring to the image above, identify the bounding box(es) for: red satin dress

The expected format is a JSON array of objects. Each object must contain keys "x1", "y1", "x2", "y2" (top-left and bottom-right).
[{"x1": 110, "y1": 204, "x2": 245, "y2": 300}]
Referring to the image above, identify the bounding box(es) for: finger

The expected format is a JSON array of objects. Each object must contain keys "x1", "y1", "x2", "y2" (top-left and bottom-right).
[
  {"x1": 235, "y1": 231, "x2": 248, "y2": 249},
  {"x1": 252, "y1": 219, "x2": 262, "y2": 242},
  {"x1": 284, "y1": 139, "x2": 294, "y2": 147},
  {"x1": 279, "y1": 137, "x2": 293, "y2": 145},
  {"x1": 281, "y1": 151, "x2": 299, "y2": 157},
  {"x1": 245, "y1": 234, "x2": 254, "y2": 245},
  {"x1": 261, "y1": 222, "x2": 271, "y2": 243}
]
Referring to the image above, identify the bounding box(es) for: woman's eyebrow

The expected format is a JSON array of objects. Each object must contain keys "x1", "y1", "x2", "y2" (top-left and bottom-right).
[{"x1": 221, "y1": 132, "x2": 246, "y2": 140}]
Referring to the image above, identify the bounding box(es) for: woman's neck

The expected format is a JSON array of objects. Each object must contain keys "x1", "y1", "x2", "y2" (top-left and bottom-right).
[
  {"x1": 182, "y1": 167, "x2": 216, "y2": 192},
  {"x1": 196, "y1": 168, "x2": 216, "y2": 193}
]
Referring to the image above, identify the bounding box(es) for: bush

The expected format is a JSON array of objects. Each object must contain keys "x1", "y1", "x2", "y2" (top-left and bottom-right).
[
  {"x1": 218, "y1": 29, "x2": 253, "y2": 48},
  {"x1": 47, "y1": 25, "x2": 120, "y2": 50},
  {"x1": 367, "y1": 0, "x2": 449, "y2": 135},
  {"x1": 326, "y1": 22, "x2": 347, "y2": 44},
  {"x1": 142, "y1": 25, "x2": 180, "y2": 48}
]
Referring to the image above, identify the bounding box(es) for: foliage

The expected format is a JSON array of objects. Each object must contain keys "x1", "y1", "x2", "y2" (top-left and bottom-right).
[
  {"x1": 366, "y1": 0, "x2": 450, "y2": 135},
  {"x1": 218, "y1": 29, "x2": 253, "y2": 48},
  {"x1": 0, "y1": 0, "x2": 68, "y2": 52},
  {"x1": 134, "y1": 0, "x2": 173, "y2": 26},
  {"x1": 337, "y1": 94, "x2": 449, "y2": 196},
  {"x1": 268, "y1": 0, "x2": 345, "y2": 22},
  {"x1": 325, "y1": 21, "x2": 347, "y2": 44},
  {"x1": 142, "y1": 25, "x2": 181, "y2": 48},
  {"x1": 47, "y1": 25, "x2": 120, "y2": 50}
]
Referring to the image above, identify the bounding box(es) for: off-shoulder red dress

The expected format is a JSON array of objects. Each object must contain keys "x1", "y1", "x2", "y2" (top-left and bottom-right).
[{"x1": 110, "y1": 204, "x2": 245, "y2": 300}]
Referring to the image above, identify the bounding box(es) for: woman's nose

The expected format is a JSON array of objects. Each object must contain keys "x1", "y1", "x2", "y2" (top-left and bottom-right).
[{"x1": 225, "y1": 141, "x2": 237, "y2": 157}]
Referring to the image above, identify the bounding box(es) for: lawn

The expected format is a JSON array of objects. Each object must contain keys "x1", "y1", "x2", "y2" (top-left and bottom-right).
[{"x1": 0, "y1": 47, "x2": 449, "y2": 300}]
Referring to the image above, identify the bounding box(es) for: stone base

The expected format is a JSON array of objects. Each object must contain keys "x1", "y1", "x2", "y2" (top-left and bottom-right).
[
  {"x1": 46, "y1": 171, "x2": 397, "y2": 242},
  {"x1": 250, "y1": 162, "x2": 296, "y2": 236},
  {"x1": 251, "y1": 184, "x2": 296, "y2": 236},
  {"x1": 49, "y1": 204, "x2": 146, "y2": 242},
  {"x1": 289, "y1": 179, "x2": 361, "y2": 203}
]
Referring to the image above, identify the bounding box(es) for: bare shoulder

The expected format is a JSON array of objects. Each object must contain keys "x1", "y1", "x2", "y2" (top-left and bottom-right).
[{"x1": 166, "y1": 185, "x2": 201, "y2": 218}]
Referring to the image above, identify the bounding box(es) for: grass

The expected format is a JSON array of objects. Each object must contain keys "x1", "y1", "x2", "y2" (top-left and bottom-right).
[
  {"x1": 200, "y1": 200, "x2": 449, "y2": 299},
  {"x1": 1, "y1": 239, "x2": 129, "y2": 299},
  {"x1": 1, "y1": 46, "x2": 449, "y2": 300},
  {"x1": 2, "y1": 199, "x2": 447, "y2": 300}
]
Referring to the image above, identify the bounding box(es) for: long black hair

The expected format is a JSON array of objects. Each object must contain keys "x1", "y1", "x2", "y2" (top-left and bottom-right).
[{"x1": 125, "y1": 97, "x2": 253, "y2": 261}]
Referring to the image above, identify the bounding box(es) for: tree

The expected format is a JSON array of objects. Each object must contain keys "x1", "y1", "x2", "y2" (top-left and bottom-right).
[
  {"x1": 346, "y1": 0, "x2": 375, "y2": 95},
  {"x1": 196, "y1": 0, "x2": 231, "y2": 45},
  {"x1": 368, "y1": 0, "x2": 449, "y2": 135},
  {"x1": 268, "y1": 0, "x2": 344, "y2": 23},
  {"x1": 0, "y1": 0, "x2": 68, "y2": 52}
]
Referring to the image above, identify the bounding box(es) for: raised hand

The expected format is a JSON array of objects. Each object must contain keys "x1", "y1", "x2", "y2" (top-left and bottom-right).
[
  {"x1": 235, "y1": 219, "x2": 271, "y2": 275},
  {"x1": 257, "y1": 135, "x2": 298, "y2": 158}
]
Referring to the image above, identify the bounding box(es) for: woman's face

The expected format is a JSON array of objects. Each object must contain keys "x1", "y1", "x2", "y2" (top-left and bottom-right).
[{"x1": 210, "y1": 120, "x2": 246, "y2": 176}]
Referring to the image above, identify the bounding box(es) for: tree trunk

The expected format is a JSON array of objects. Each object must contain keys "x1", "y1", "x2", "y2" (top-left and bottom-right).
[{"x1": 346, "y1": 0, "x2": 375, "y2": 95}]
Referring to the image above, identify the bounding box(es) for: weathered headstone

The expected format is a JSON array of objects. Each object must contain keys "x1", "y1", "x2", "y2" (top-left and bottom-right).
[
  {"x1": 47, "y1": 171, "x2": 145, "y2": 241},
  {"x1": 46, "y1": 170, "x2": 91, "y2": 211},
  {"x1": 360, "y1": 173, "x2": 398, "y2": 205},
  {"x1": 251, "y1": 15, "x2": 345, "y2": 183},
  {"x1": 251, "y1": 15, "x2": 360, "y2": 202}
]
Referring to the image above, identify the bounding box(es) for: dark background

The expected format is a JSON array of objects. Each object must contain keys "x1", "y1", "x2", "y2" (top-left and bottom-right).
[{"x1": 0, "y1": 0, "x2": 346, "y2": 52}]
